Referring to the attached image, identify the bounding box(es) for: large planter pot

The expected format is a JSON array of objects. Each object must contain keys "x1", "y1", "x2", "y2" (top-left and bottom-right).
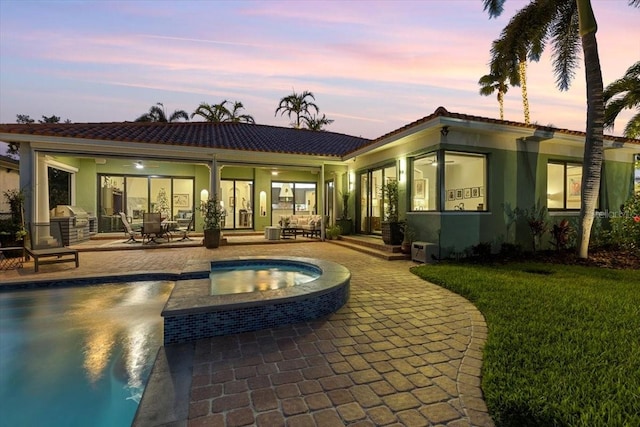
[
  {"x1": 203, "y1": 229, "x2": 221, "y2": 249},
  {"x1": 381, "y1": 221, "x2": 403, "y2": 245},
  {"x1": 335, "y1": 219, "x2": 353, "y2": 236}
]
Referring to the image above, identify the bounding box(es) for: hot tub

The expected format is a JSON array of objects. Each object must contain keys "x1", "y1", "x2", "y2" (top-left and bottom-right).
[{"x1": 162, "y1": 256, "x2": 350, "y2": 344}]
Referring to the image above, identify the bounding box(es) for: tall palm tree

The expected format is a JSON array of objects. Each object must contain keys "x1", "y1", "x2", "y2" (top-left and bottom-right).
[
  {"x1": 478, "y1": 70, "x2": 510, "y2": 120},
  {"x1": 135, "y1": 103, "x2": 189, "y2": 122},
  {"x1": 487, "y1": 1, "x2": 556, "y2": 125},
  {"x1": 302, "y1": 113, "x2": 334, "y2": 131},
  {"x1": 191, "y1": 100, "x2": 255, "y2": 123},
  {"x1": 604, "y1": 61, "x2": 640, "y2": 138},
  {"x1": 275, "y1": 90, "x2": 319, "y2": 128},
  {"x1": 483, "y1": 0, "x2": 639, "y2": 258}
]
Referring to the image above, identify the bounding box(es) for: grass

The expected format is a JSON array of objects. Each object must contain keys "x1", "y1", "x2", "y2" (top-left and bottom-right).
[{"x1": 411, "y1": 262, "x2": 640, "y2": 427}]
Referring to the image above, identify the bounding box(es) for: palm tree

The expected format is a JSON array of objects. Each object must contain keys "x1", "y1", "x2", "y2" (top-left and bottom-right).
[
  {"x1": 275, "y1": 90, "x2": 319, "y2": 128},
  {"x1": 226, "y1": 101, "x2": 255, "y2": 124},
  {"x1": 486, "y1": 1, "x2": 556, "y2": 125},
  {"x1": 135, "y1": 103, "x2": 189, "y2": 122},
  {"x1": 604, "y1": 61, "x2": 640, "y2": 138},
  {"x1": 191, "y1": 100, "x2": 255, "y2": 123},
  {"x1": 302, "y1": 113, "x2": 334, "y2": 131},
  {"x1": 483, "y1": 0, "x2": 639, "y2": 258},
  {"x1": 191, "y1": 102, "x2": 228, "y2": 122},
  {"x1": 478, "y1": 70, "x2": 510, "y2": 120}
]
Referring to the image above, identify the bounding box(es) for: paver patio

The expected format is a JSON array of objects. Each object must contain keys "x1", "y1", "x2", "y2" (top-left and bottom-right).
[{"x1": 0, "y1": 240, "x2": 494, "y2": 426}]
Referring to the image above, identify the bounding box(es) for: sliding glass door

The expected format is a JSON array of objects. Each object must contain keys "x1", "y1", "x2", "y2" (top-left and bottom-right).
[{"x1": 358, "y1": 165, "x2": 396, "y2": 235}]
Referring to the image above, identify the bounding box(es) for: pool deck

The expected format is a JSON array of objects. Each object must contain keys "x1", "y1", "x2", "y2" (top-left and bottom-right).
[{"x1": 0, "y1": 239, "x2": 494, "y2": 427}]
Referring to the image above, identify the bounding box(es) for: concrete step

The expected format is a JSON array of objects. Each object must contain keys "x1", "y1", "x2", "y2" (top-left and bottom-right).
[
  {"x1": 338, "y1": 235, "x2": 404, "y2": 253},
  {"x1": 328, "y1": 239, "x2": 410, "y2": 261}
]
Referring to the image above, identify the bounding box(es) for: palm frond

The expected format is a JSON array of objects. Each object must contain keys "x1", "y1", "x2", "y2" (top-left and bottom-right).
[
  {"x1": 483, "y1": 0, "x2": 505, "y2": 18},
  {"x1": 623, "y1": 112, "x2": 640, "y2": 139}
]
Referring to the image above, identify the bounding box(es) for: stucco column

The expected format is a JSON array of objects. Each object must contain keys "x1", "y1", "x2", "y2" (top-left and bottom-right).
[
  {"x1": 210, "y1": 158, "x2": 219, "y2": 197},
  {"x1": 320, "y1": 164, "x2": 325, "y2": 240},
  {"x1": 35, "y1": 152, "x2": 50, "y2": 224}
]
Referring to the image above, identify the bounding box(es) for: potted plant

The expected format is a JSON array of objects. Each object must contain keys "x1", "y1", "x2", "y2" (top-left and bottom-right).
[
  {"x1": 400, "y1": 222, "x2": 415, "y2": 254},
  {"x1": 335, "y1": 191, "x2": 353, "y2": 235},
  {"x1": 199, "y1": 194, "x2": 224, "y2": 249},
  {"x1": 381, "y1": 180, "x2": 403, "y2": 245},
  {"x1": 325, "y1": 224, "x2": 342, "y2": 240}
]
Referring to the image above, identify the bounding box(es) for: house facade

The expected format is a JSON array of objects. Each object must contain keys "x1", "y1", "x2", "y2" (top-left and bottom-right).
[
  {"x1": 1, "y1": 107, "x2": 637, "y2": 255},
  {"x1": 0, "y1": 155, "x2": 20, "y2": 214}
]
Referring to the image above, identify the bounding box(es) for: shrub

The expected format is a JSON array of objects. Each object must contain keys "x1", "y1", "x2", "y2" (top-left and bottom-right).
[
  {"x1": 550, "y1": 219, "x2": 573, "y2": 251},
  {"x1": 610, "y1": 194, "x2": 640, "y2": 252},
  {"x1": 522, "y1": 204, "x2": 548, "y2": 252}
]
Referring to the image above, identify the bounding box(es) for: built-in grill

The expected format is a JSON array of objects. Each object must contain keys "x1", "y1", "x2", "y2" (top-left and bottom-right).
[
  {"x1": 52, "y1": 205, "x2": 90, "y2": 227},
  {"x1": 51, "y1": 205, "x2": 96, "y2": 245}
]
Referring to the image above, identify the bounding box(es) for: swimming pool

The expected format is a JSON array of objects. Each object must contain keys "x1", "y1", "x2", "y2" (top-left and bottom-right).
[{"x1": 0, "y1": 281, "x2": 173, "y2": 427}]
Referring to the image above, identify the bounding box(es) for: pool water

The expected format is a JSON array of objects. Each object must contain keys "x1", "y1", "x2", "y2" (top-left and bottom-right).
[
  {"x1": 209, "y1": 263, "x2": 321, "y2": 295},
  {"x1": 0, "y1": 281, "x2": 173, "y2": 427}
]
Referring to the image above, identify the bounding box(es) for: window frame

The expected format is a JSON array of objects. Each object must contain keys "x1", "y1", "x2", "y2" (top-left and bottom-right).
[
  {"x1": 547, "y1": 161, "x2": 583, "y2": 211},
  {"x1": 409, "y1": 150, "x2": 488, "y2": 212}
]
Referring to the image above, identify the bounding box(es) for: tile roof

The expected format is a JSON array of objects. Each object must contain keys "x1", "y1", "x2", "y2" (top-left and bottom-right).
[
  {"x1": 0, "y1": 121, "x2": 371, "y2": 158},
  {"x1": 1, "y1": 108, "x2": 637, "y2": 160},
  {"x1": 349, "y1": 106, "x2": 639, "y2": 154}
]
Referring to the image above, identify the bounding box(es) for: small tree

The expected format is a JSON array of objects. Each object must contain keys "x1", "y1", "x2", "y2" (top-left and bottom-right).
[
  {"x1": 339, "y1": 191, "x2": 351, "y2": 220},
  {"x1": 523, "y1": 203, "x2": 548, "y2": 252},
  {"x1": 382, "y1": 180, "x2": 399, "y2": 223},
  {"x1": 199, "y1": 195, "x2": 225, "y2": 230},
  {"x1": 2, "y1": 189, "x2": 26, "y2": 240}
]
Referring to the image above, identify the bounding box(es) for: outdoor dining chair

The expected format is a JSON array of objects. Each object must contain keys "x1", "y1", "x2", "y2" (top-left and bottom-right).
[
  {"x1": 119, "y1": 212, "x2": 141, "y2": 243},
  {"x1": 142, "y1": 212, "x2": 163, "y2": 244},
  {"x1": 176, "y1": 215, "x2": 194, "y2": 241}
]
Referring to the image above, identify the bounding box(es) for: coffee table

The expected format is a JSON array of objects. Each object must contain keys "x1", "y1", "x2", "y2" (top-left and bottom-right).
[{"x1": 281, "y1": 227, "x2": 301, "y2": 239}]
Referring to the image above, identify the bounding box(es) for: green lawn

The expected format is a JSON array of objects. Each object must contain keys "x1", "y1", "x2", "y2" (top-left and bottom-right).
[{"x1": 411, "y1": 262, "x2": 640, "y2": 427}]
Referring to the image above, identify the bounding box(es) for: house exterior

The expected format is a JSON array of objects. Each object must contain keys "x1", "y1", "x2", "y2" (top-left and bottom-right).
[
  {"x1": 0, "y1": 155, "x2": 20, "y2": 214},
  {"x1": 1, "y1": 107, "x2": 638, "y2": 255}
]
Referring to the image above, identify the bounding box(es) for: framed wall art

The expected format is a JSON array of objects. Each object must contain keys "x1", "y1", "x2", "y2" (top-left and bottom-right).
[
  {"x1": 414, "y1": 179, "x2": 426, "y2": 199},
  {"x1": 173, "y1": 194, "x2": 189, "y2": 207}
]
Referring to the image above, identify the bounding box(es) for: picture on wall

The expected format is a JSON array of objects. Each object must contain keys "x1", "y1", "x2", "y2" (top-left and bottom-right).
[
  {"x1": 464, "y1": 188, "x2": 471, "y2": 199},
  {"x1": 472, "y1": 187, "x2": 480, "y2": 198},
  {"x1": 173, "y1": 194, "x2": 189, "y2": 207},
  {"x1": 414, "y1": 179, "x2": 426, "y2": 199},
  {"x1": 447, "y1": 189, "x2": 455, "y2": 201},
  {"x1": 455, "y1": 189, "x2": 463, "y2": 200}
]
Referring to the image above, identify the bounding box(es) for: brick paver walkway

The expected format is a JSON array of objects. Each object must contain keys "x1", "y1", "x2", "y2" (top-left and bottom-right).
[{"x1": 0, "y1": 241, "x2": 494, "y2": 426}]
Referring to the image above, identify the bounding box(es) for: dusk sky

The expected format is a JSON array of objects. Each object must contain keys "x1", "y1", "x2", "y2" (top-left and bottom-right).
[{"x1": 0, "y1": 0, "x2": 638, "y2": 140}]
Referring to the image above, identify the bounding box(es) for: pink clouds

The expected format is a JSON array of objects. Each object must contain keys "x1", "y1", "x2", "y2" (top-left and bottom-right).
[{"x1": 0, "y1": 0, "x2": 638, "y2": 139}]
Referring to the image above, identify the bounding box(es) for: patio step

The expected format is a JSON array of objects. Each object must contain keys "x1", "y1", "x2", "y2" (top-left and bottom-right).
[{"x1": 328, "y1": 236, "x2": 410, "y2": 261}]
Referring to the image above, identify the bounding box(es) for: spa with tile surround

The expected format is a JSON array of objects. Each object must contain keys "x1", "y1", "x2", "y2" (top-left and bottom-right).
[{"x1": 162, "y1": 256, "x2": 350, "y2": 345}]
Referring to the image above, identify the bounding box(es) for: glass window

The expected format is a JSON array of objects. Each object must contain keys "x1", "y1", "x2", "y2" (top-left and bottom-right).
[
  {"x1": 271, "y1": 181, "x2": 316, "y2": 226},
  {"x1": 48, "y1": 167, "x2": 72, "y2": 208},
  {"x1": 547, "y1": 162, "x2": 582, "y2": 210},
  {"x1": 443, "y1": 152, "x2": 487, "y2": 211},
  {"x1": 411, "y1": 153, "x2": 438, "y2": 211}
]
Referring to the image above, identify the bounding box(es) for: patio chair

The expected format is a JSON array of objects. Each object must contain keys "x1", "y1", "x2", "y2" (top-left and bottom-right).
[
  {"x1": 119, "y1": 212, "x2": 141, "y2": 243},
  {"x1": 142, "y1": 212, "x2": 163, "y2": 244},
  {"x1": 25, "y1": 222, "x2": 79, "y2": 272},
  {"x1": 175, "y1": 215, "x2": 194, "y2": 242}
]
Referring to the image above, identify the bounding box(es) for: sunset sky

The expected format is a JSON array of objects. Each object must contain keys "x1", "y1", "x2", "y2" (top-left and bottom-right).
[{"x1": 0, "y1": 0, "x2": 638, "y2": 140}]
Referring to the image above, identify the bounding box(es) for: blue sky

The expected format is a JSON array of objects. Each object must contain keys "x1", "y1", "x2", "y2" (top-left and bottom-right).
[{"x1": 0, "y1": 0, "x2": 638, "y2": 140}]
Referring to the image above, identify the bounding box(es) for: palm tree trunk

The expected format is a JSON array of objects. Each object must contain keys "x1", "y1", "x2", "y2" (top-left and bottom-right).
[
  {"x1": 498, "y1": 91, "x2": 505, "y2": 120},
  {"x1": 577, "y1": 0, "x2": 604, "y2": 259},
  {"x1": 519, "y1": 60, "x2": 530, "y2": 124}
]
